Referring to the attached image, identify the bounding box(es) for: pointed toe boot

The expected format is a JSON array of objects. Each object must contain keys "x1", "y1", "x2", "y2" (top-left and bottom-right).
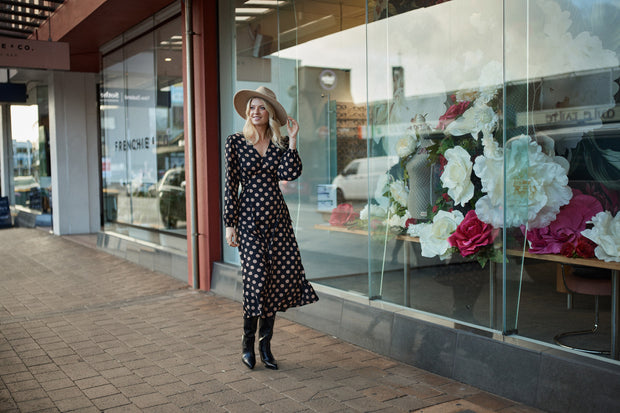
[
  {"x1": 241, "y1": 316, "x2": 258, "y2": 369},
  {"x1": 258, "y1": 316, "x2": 278, "y2": 370}
]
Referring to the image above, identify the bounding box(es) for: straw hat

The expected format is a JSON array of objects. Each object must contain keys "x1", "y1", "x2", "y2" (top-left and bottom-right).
[{"x1": 233, "y1": 86, "x2": 288, "y2": 126}]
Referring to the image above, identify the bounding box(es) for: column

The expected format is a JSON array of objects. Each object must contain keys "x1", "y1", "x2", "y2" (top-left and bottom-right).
[{"x1": 48, "y1": 71, "x2": 100, "y2": 235}]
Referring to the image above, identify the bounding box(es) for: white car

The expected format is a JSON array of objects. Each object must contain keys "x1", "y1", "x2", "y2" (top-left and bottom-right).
[{"x1": 332, "y1": 156, "x2": 399, "y2": 202}]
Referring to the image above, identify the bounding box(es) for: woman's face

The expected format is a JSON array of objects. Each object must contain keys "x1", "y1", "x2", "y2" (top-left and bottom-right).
[{"x1": 248, "y1": 98, "x2": 270, "y2": 128}]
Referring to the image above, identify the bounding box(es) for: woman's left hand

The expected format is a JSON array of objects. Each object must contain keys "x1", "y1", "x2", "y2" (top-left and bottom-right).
[{"x1": 286, "y1": 117, "x2": 299, "y2": 149}]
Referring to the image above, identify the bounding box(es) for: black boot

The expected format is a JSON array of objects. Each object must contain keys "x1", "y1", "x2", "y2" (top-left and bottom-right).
[
  {"x1": 242, "y1": 316, "x2": 258, "y2": 369},
  {"x1": 258, "y1": 316, "x2": 278, "y2": 370}
]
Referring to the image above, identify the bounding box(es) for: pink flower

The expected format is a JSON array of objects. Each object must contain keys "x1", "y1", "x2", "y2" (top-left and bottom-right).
[
  {"x1": 436, "y1": 101, "x2": 471, "y2": 130},
  {"x1": 448, "y1": 210, "x2": 498, "y2": 257},
  {"x1": 523, "y1": 190, "x2": 603, "y2": 254},
  {"x1": 329, "y1": 203, "x2": 359, "y2": 226}
]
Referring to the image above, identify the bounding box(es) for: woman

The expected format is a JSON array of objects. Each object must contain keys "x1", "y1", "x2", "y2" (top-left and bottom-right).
[{"x1": 224, "y1": 86, "x2": 319, "y2": 370}]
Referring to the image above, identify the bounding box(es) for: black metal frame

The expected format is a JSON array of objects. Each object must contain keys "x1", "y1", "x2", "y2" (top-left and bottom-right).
[{"x1": 0, "y1": 0, "x2": 64, "y2": 39}]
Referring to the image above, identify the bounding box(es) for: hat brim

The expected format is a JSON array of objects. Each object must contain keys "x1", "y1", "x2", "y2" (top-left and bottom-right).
[{"x1": 233, "y1": 89, "x2": 288, "y2": 126}]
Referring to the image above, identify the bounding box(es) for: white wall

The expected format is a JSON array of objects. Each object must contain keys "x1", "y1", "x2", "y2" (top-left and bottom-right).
[{"x1": 48, "y1": 71, "x2": 100, "y2": 235}]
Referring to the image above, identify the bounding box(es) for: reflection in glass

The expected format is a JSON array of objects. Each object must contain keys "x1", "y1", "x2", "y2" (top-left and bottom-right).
[
  {"x1": 101, "y1": 16, "x2": 185, "y2": 234},
  {"x1": 11, "y1": 104, "x2": 50, "y2": 213}
]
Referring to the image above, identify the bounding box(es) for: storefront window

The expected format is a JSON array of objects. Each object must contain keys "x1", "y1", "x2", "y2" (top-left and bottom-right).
[
  {"x1": 11, "y1": 103, "x2": 49, "y2": 213},
  {"x1": 220, "y1": 0, "x2": 620, "y2": 357},
  {"x1": 101, "y1": 15, "x2": 185, "y2": 236}
]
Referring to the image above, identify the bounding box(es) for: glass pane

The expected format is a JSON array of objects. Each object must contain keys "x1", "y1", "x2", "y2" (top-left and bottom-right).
[
  {"x1": 124, "y1": 32, "x2": 159, "y2": 227},
  {"x1": 101, "y1": 16, "x2": 185, "y2": 235},
  {"x1": 11, "y1": 105, "x2": 43, "y2": 212},
  {"x1": 155, "y1": 17, "x2": 186, "y2": 233},
  {"x1": 102, "y1": 48, "x2": 128, "y2": 225},
  {"x1": 223, "y1": 0, "x2": 371, "y2": 294},
  {"x1": 362, "y1": 1, "x2": 505, "y2": 326},
  {"x1": 505, "y1": 0, "x2": 620, "y2": 350}
]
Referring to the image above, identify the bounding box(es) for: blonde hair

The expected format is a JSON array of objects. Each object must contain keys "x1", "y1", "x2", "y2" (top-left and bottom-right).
[{"x1": 242, "y1": 98, "x2": 285, "y2": 149}]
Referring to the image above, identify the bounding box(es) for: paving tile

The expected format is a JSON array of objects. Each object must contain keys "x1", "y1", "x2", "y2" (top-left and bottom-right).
[
  {"x1": 74, "y1": 376, "x2": 110, "y2": 390},
  {"x1": 46, "y1": 385, "x2": 86, "y2": 402},
  {"x1": 413, "y1": 398, "x2": 496, "y2": 412},
  {"x1": 16, "y1": 397, "x2": 56, "y2": 412},
  {"x1": 82, "y1": 384, "x2": 120, "y2": 399},
  {"x1": 90, "y1": 392, "x2": 131, "y2": 410},
  {"x1": 54, "y1": 395, "x2": 95, "y2": 411},
  {"x1": 119, "y1": 382, "x2": 157, "y2": 398},
  {"x1": 130, "y1": 392, "x2": 170, "y2": 408}
]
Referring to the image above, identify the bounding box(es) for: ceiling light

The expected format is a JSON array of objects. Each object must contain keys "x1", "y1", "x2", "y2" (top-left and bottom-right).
[
  {"x1": 245, "y1": 0, "x2": 287, "y2": 6},
  {"x1": 235, "y1": 7, "x2": 270, "y2": 14},
  {"x1": 164, "y1": 57, "x2": 172, "y2": 62}
]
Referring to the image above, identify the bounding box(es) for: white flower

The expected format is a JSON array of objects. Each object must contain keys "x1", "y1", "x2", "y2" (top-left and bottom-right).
[
  {"x1": 440, "y1": 146, "x2": 474, "y2": 207},
  {"x1": 416, "y1": 210, "x2": 464, "y2": 260},
  {"x1": 387, "y1": 210, "x2": 411, "y2": 228},
  {"x1": 395, "y1": 136, "x2": 417, "y2": 158},
  {"x1": 446, "y1": 101, "x2": 498, "y2": 140},
  {"x1": 389, "y1": 179, "x2": 409, "y2": 207},
  {"x1": 474, "y1": 135, "x2": 572, "y2": 228},
  {"x1": 581, "y1": 211, "x2": 620, "y2": 262},
  {"x1": 360, "y1": 204, "x2": 387, "y2": 220},
  {"x1": 407, "y1": 222, "x2": 427, "y2": 237}
]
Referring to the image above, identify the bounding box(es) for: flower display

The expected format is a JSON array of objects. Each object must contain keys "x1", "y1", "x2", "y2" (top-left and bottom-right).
[
  {"x1": 440, "y1": 145, "x2": 474, "y2": 207},
  {"x1": 408, "y1": 210, "x2": 464, "y2": 260},
  {"x1": 574, "y1": 236, "x2": 597, "y2": 259},
  {"x1": 338, "y1": 43, "x2": 617, "y2": 270},
  {"x1": 395, "y1": 135, "x2": 418, "y2": 158},
  {"x1": 389, "y1": 179, "x2": 409, "y2": 207},
  {"x1": 436, "y1": 100, "x2": 470, "y2": 130},
  {"x1": 581, "y1": 210, "x2": 620, "y2": 262},
  {"x1": 360, "y1": 204, "x2": 387, "y2": 221},
  {"x1": 474, "y1": 135, "x2": 573, "y2": 228},
  {"x1": 387, "y1": 209, "x2": 411, "y2": 228},
  {"x1": 523, "y1": 190, "x2": 603, "y2": 255},
  {"x1": 448, "y1": 210, "x2": 499, "y2": 264},
  {"x1": 329, "y1": 203, "x2": 359, "y2": 227},
  {"x1": 445, "y1": 100, "x2": 498, "y2": 140}
]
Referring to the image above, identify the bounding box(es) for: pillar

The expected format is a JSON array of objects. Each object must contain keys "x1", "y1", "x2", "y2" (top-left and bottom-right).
[{"x1": 48, "y1": 71, "x2": 100, "y2": 235}]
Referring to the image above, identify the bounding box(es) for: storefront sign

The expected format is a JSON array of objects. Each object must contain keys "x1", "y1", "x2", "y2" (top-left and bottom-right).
[
  {"x1": 0, "y1": 37, "x2": 70, "y2": 70},
  {"x1": 100, "y1": 87, "x2": 169, "y2": 107},
  {"x1": 517, "y1": 104, "x2": 620, "y2": 126}
]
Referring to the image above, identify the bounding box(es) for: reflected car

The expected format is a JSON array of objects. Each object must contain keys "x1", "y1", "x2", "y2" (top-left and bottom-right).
[
  {"x1": 158, "y1": 167, "x2": 186, "y2": 228},
  {"x1": 331, "y1": 156, "x2": 399, "y2": 203}
]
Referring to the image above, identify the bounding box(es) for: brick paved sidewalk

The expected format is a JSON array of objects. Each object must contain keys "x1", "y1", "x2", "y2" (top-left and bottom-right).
[{"x1": 0, "y1": 228, "x2": 544, "y2": 412}]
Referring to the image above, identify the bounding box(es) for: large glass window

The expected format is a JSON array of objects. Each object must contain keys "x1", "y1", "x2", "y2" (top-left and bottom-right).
[
  {"x1": 101, "y1": 15, "x2": 185, "y2": 238},
  {"x1": 220, "y1": 0, "x2": 620, "y2": 360},
  {"x1": 11, "y1": 102, "x2": 50, "y2": 214}
]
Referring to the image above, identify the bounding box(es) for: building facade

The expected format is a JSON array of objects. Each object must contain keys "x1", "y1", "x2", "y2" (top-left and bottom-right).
[{"x1": 0, "y1": 1, "x2": 619, "y2": 411}]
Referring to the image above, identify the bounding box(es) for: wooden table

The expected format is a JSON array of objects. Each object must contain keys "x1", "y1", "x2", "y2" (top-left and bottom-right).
[{"x1": 315, "y1": 224, "x2": 620, "y2": 359}]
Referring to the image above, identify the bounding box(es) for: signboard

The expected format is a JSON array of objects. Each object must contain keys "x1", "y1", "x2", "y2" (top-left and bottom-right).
[
  {"x1": 0, "y1": 37, "x2": 70, "y2": 70},
  {"x1": 317, "y1": 184, "x2": 337, "y2": 211},
  {"x1": 516, "y1": 104, "x2": 620, "y2": 127}
]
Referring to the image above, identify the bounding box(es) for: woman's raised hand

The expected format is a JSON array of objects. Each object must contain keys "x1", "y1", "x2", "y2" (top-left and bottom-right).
[{"x1": 286, "y1": 117, "x2": 299, "y2": 149}]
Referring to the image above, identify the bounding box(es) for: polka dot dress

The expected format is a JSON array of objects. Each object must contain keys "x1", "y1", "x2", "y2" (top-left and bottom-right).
[{"x1": 224, "y1": 133, "x2": 319, "y2": 318}]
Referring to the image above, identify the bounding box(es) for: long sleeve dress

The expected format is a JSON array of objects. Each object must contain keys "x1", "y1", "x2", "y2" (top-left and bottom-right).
[{"x1": 224, "y1": 133, "x2": 319, "y2": 319}]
